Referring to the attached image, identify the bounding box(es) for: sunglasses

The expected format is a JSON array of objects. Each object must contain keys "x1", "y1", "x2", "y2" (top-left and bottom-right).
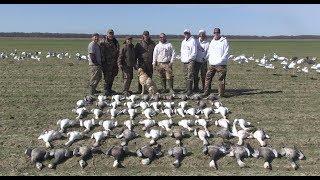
[{"x1": 159, "y1": 37, "x2": 165, "y2": 38}]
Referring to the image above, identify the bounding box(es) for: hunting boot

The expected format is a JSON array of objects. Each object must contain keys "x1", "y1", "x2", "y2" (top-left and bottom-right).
[
  {"x1": 137, "y1": 82, "x2": 142, "y2": 94},
  {"x1": 123, "y1": 79, "x2": 132, "y2": 96},
  {"x1": 201, "y1": 78, "x2": 206, "y2": 93},
  {"x1": 203, "y1": 81, "x2": 211, "y2": 97},
  {"x1": 109, "y1": 80, "x2": 117, "y2": 95},
  {"x1": 168, "y1": 78, "x2": 175, "y2": 94},
  {"x1": 161, "y1": 78, "x2": 167, "y2": 93}
]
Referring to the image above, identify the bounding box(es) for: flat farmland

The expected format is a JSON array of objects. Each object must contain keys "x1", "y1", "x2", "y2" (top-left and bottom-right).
[{"x1": 0, "y1": 38, "x2": 319, "y2": 175}]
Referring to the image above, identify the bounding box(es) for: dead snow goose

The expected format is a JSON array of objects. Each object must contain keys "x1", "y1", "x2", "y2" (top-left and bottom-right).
[
  {"x1": 136, "y1": 144, "x2": 162, "y2": 165},
  {"x1": 194, "y1": 128, "x2": 210, "y2": 145},
  {"x1": 197, "y1": 100, "x2": 207, "y2": 109},
  {"x1": 91, "y1": 130, "x2": 111, "y2": 147},
  {"x1": 178, "y1": 119, "x2": 195, "y2": 131},
  {"x1": 157, "y1": 119, "x2": 174, "y2": 132},
  {"x1": 169, "y1": 129, "x2": 187, "y2": 145},
  {"x1": 142, "y1": 108, "x2": 157, "y2": 119},
  {"x1": 174, "y1": 107, "x2": 186, "y2": 118},
  {"x1": 124, "y1": 101, "x2": 137, "y2": 109},
  {"x1": 178, "y1": 101, "x2": 188, "y2": 110},
  {"x1": 150, "y1": 101, "x2": 162, "y2": 113},
  {"x1": 214, "y1": 106, "x2": 230, "y2": 119},
  {"x1": 72, "y1": 107, "x2": 88, "y2": 119},
  {"x1": 144, "y1": 128, "x2": 164, "y2": 145},
  {"x1": 73, "y1": 146, "x2": 99, "y2": 168},
  {"x1": 231, "y1": 120, "x2": 253, "y2": 145},
  {"x1": 109, "y1": 108, "x2": 126, "y2": 119},
  {"x1": 90, "y1": 108, "x2": 103, "y2": 119},
  {"x1": 25, "y1": 147, "x2": 50, "y2": 170},
  {"x1": 139, "y1": 119, "x2": 156, "y2": 130},
  {"x1": 57, "y1": 119, "x2": 78, "y2": 133},
  {"x1": 168, "y1": 146, "x2": 187, "y2": 168},
  {"x1": 163, "y1": 101, "x2": 175, "y2": 109},
  {"x1": 123, "y1": 120, "x2": 134, "y2": 130},
  {"x1": 162, "y1": 108, "x2": 174, "y2": 119},
  {"x1": 215, "y1": 128, "x2": 233, "y2": 140},
  {"x1": 139, "y1": 101, "x2": 150, "y2": 110},
  {"x1": 65, "y1": 131, "x2": 85, "y2": 147},
  {"x1": 127, "y1": 108, "x2": 138, "y2": 120},
  {"x1": 47, "y1": 149, "x2": 73, "y2": 169},
  {"x1": 215, "y1": 118, "x2": 230, "y2": 129},
  {"x1": 252, "y1": 147, "x2": 279, "y2": 170},
  {"x1": 126, "y1": 94, "x2": 139, "y2": 102},
  {"x1": 99, "y1": 120, "x2": 118, "y2": 131},
  {"x1": 79, "y1": 119, "x2": 96, "y2": 133},
  {"x1": 38, "y1": 130, "x2": 64, "y2": 148},
  {"x1": 228, "y1": 143, "x2": 253, "y2": 168},
  {"x1": 251, "y1": 129, "x2": 270, "y2": 147},
  {"x1": 202, "y1": 107, "x2": 213, "y2": 119},
  {"x1": 186, "y1": 108, "x2": 201, "y2": 119},
  {"x1": 234, "y1": 118, "x2": 252, "y2": 131}
]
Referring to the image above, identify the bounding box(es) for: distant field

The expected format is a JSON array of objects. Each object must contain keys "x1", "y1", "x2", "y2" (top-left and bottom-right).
[{"x1": 0, "y1": 38, "x2": 319, "y2": 176}]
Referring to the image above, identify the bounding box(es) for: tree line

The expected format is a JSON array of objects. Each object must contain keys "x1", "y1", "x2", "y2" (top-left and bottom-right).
[{"x1": 1, "y1": 32, "x2": 320, "y2": 39}]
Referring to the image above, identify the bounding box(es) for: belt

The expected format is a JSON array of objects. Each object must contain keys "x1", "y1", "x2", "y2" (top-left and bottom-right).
[{"x1": 158, "y1": 62, "x2": 170, "y2": 64}]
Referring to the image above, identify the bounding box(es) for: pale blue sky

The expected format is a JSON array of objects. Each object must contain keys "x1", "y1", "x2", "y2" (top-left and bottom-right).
[{"x1": 0, "y1": 4, "x2": 319, "y2": 36}]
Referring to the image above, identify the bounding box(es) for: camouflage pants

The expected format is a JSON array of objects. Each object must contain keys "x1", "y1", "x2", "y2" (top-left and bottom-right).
[
  {"x1": 89, "y1": 65, "x2": 103, "y2": 95},
  {"x1": 204, "y1": 65, "x2": 227, "y2": 95},
  {"x1": 157, "y1": 62, "x2": 173, "y2": 80},
  {"x1": 183, "y1": 61, "x2": 195, "y2": 91},
  {"x1": 194, "y1": 61, "x2": 208, "y2": 90},
  {"x1": 122, "y1": 65, "x2": 134, "y2": 92},
  {"x1": 102, "y1": 61, "x2": 118, "y2": 92}
]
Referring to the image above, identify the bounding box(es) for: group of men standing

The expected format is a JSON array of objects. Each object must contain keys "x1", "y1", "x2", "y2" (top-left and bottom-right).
[{"x1": 87, "y1": 27, "x2": 229, "y2": 97}]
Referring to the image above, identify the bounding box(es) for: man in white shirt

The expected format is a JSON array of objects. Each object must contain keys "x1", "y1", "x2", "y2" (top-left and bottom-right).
[
  {"x1": 203, "y1": 28, "x2": 230, "y2": 97},
  {"x1": 180, "y1": 29, "x2": 197, "y2": 96},
  {"x1": 153, "y1": 33, "x2": 176, "y2": 94},
  {"x1": 194, "y1": 30, "x2": 210, "y2": 92}
]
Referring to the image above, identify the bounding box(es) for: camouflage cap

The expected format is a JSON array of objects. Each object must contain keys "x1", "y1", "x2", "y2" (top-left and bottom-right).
[
  {"x1": 107, "y1": 29, "x2": 114, "y2": 34},
  {"x1": 143, "y1": 31, "x2": 150, "y2": 36}
]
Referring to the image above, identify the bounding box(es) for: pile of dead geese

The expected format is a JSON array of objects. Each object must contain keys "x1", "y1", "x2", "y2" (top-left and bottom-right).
[{"x1": 26, "y1": 93, "x2": 306, "y2": 171}]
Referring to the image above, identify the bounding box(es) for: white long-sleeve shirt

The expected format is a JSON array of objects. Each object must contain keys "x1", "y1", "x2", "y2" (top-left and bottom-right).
[
  {"x1": 208, "y1": 36, "x2": 230, "y2": 66},
  {"x1": 180, "y1": 36, "x2": 197, "y2": 63},
  {"x1": 195, "y1": 38, "x2": 210, "y2": 63},
  {"x1": 153, "y1": 41, "x2": 175, "y2": 65}
]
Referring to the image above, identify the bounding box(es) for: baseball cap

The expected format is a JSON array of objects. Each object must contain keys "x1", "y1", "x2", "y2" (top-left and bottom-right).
[
  {"x1": 213, "y1": 28, "x2": 221, "y2": 34},
  {"x1": 126, "y1": 36, "x2": 133, "y2": 40},
  {"x1": 107, "y1": 29, "x2": 114, "y2": 34},
  {"x1": 92, "y1": 33, "x2": 99, "y2": 37},
  {"x1": 143, "y1": 31, "x2": 150, "y2": 36},
  {"x1": 183, "y1": 29, "x2": 191, "y2": 34},
  {"x1": 199, "y1": 30, "x2": 206, "y2": 35}
]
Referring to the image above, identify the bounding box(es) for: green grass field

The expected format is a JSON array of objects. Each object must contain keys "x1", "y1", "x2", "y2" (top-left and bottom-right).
[{"x1": 0, "y1": 38, "x2": 319, "y2": 176}]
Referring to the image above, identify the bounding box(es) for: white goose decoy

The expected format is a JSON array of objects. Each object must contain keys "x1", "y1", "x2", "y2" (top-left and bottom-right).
[
  {"x1": 215, "y1": 119, "x2": 230, "y2": 129},
  {"x1": 162, "y1": 108, "x2": 174, "y2": 119},
  {"x1": 231, "y1": 120, "x2": 253, "y2": 145},
  {"x1": 174, "y1": 108, "x2": 186, "y2": 118},
  {"x1": 251, "y1": 129, "x2": 270, "y2": 147},
  {"x1": 72, "y1": 107, "x2": 88, "y2": 119},
  {"x1": 99, "y1": 120, "x2": 118, "y2": 131},
  {"x1": 194, "y1": 128, "x2": 210, "y2": 145},
  {"x1": 65, "y1": 131, "x2": 84, "y2": 147},
  {"x1": 139, "y1": 101, "x2": 150, "y2": 110},
  {"x1": 145, "y1": 129, "x2": 163, "y2": 145},
  {"x1": 126, "y1": 94, "x2": 138, "y2": 102},
  {"x1": 163, "y1": 101, "x2": 175, "y2": 109},
  {"x1": 178, "y1": 101, "x2": 188, "y2": 110},
  {"x1": 57, "y1": 119, "x2": 78, "y2": 133},
  {"x1": 139, "y1": 119, "x2": 156, "y2": 130},
  {"x1": 186, "y1": 108, "x2": 201, "y2": 119},
  {"x1": 150, "y1": 102, "x2": 162, "y2": 113},
  {"x1": 142, "y1": 108, "x2": 157, "y2": 119},
  {"x1": 202, "y1": 107, "x2": 214, "y2": 119},
  {"x1": 91, "y1": 108, "x2": 103, "y2": 119},
  {"x1": 123, "y1": 120, "x2": 134, "y2": 130},
  {"x1": 178, "y1": 119, "x2": 194, "y2": 131},
  {"x1": 157, "y1": 119, "x2": 173, "y2": 132},
  {"x1": 234, "y1": 119, "x2": 252, "y2": 131},
  {"x1": 38, "y1": 130, "x2": 64, "y2": 148},
  {"x1": 91, "y1": 130, "x2": 111, "y2": 147},
  {"x1": 127, "y1": 108, "x2": 138, "y2": 120},
  {"x1": 79, "y1": 119, "x2": 95, "y2": 133}
]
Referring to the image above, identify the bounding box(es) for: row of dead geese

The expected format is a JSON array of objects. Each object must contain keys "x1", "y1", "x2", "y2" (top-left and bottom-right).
[{"x1": 26, "y1": 94, "x2": 306, "y2": 171}]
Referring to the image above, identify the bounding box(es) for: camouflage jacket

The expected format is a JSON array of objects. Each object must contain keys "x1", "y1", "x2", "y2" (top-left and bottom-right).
[
  {"x1": 99, "y1": 38, "x2": 120, "y2": 64},
  {"x1": 118, "y1": 43, "x2": 136, "y2": 68},
  {"x1": 135, "y1": 39, "x2": 156, "y2": 67}
]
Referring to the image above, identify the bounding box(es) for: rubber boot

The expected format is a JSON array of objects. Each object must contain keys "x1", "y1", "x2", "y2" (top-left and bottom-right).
[
  {"x1": 186, "y1": 80, "x2": 193, "y2": 96},
  {"x1": 168, "y1": 78, "x2": 175, "y2": 94},
  {"x1": 161, "y1": 78, "x2": 167, "y2": 93},
  {"x1": 193, "y1": 76, "x2": 200, "y2": 92},
  {"x1": 218, "y1": 82, "x2": 225, "y2": 97}
]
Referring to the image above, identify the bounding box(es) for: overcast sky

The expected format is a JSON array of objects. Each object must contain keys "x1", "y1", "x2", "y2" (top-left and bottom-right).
[{"x1": 0, "y1": 4, "x2": 319, "y2": 36}]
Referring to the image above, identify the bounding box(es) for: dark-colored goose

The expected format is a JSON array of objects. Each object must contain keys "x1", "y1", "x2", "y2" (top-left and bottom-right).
[
  {"x1": 215, "y1": 128, "x2": 233, "y2": 140},
  {"x1": 203, "y1": 143, "x2": 230, "y2": 170},
  {"x1": 279, "y1": 145, "x2": 306, "y2": 170},
  {"x1": 176, "y1": 94, "x2": 188, "y2": 101},
  {"x1": 142, "y1": 94, "x2": 150, "y2": 102},
  {"x1": 189, "y1": 93, "x2": 202, "y2": 101},
  {"x1": 25, "y1": 147, "x2": 50, "y2": 170},
  {"x1": 168, "y1": 129, "x2": 187, "y2": 145},
  {"x1": 47, "y1": 149, "x2": 73, "y2": 169},
  {"x1": 206, "y1": 94, "x2": 218, "y2": 101},
  {"x1": 252, "y1": 147, "x2": 279, "y2": 170},
  {"x1": 168, "y1": 146, "x2": 187, "y2": 168},
  {"x1": 116, "y1": 128, "x2": 139, "y2": 146},
  {"x1": 105, "y1": 145, "x2": 129, "y2": 168},
  {"x1": 136, "y1": 144, "x2": 162, "y2": 165},
  {"x1": 197, "y1": 100, "x2": 207, "y2": 109},
  {"x1": 228, "y1": 143, "x2": 254, "y2": 168},
  {"x1": 73, "y1": 146, "x2": 100, "y2": 168}
]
